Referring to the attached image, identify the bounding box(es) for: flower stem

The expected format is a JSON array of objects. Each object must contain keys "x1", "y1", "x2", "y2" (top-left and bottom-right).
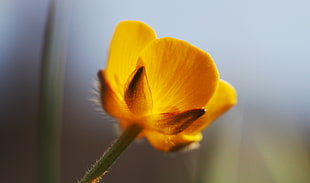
[{"x1": 79, "y1": 124, "x2": 142, "y2": 183}]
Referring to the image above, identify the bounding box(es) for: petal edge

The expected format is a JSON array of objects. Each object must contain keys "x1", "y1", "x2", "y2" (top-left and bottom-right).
[
  {"x1": 139, "y1": 37, "x2": 219, "y2": 113},
  {"x1": 184, "y1": 80, "x2": 237, "y2": 134},
  {"x1": 105, "y1": 21, "x2": 157, "y2": 96}
]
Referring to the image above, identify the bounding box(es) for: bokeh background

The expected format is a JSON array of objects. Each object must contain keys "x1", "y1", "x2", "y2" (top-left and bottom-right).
[{"x1": 1, "y1": 0, "x2": 310, "y2": 182}]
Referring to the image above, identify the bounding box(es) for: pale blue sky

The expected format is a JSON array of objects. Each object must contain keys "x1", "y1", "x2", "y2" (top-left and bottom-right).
[
  {"x1": 66, "y1": 0, "x2": 310, "y2": 117},
  {"x1": 1, "y1": 0, "x2": 309, "y2": 122}
]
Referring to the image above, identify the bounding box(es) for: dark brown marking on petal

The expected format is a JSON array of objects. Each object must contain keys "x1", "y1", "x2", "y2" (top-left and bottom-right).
[
  {"x1": 126, "y1": 66, "x2": 144, "y2": 100},
  {"x1": 124, "y1": 66, "x2": 152, "y2": 114},
  {"x1": 97, "y1": 70, "x2": 106, "y2": 99},
  {"x1": 157, "y1": 108, "x2": 206, "y2": 135},
  {"x1": 167, "y1": 142, "x2": 197, "y2": 152}
]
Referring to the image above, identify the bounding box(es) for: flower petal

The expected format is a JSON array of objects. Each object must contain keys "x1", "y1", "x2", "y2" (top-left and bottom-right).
[
  {"x1": 184, "y1": 80, "x2": 237, "y2": 134},
  {"x1": 149, "y1": 108, "x2": 205, "y2": 135},
  {"x1": 143, "y1": 130, "x2": 202, "y2": 152},
  {"x1": 124, "y1": 66, "x2": 153, "y2": 116},
  {"x1": 97, "y1": 70, "x2": 131, "y2": 120},
  {"x1": 139, "y1": 37, "x2": 219, "y2": 114},
  {"x1": 105, "y1": 20, "x2": 156, "y2": 96}
]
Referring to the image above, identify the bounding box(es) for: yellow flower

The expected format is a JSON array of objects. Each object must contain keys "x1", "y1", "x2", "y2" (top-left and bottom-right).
[{"x1": 98, "y1": 20, "x2": 237, "y2": 152}]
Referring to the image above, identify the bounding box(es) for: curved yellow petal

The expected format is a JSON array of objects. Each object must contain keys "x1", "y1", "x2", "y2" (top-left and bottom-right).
[
  {"x1": 139, "y1": 37, "x2": 219, "y2": 114},
  {"x1": 105, "y1": 20, "x2": 156, "y2": 96},
  {"x1": 124, "y1": 66, "x2": 153, "y2": 116},
  {"x1": 184, "y1": 80, "x2": 237, "y2": 134},
  {"x1": 143, "y1": 130, "x2": 202, "y2": 152},
  {"x1": 97, "y1": 70, "x2": 132, "y2": 120}
]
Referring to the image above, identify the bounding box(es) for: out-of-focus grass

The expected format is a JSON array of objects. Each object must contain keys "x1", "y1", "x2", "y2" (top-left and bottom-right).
[
  {"x1": 194, "y1": 105, "x2": 310, "y2": 183},
  {"x1": 38, "y1": 0, "x2": 71, "y2": 182},
  {"x1": 195, "y1": 108, "x2": 242, "y2": 183},
  {"x1": 255, "y1": 119, "x2": 310, "y2": 183}
]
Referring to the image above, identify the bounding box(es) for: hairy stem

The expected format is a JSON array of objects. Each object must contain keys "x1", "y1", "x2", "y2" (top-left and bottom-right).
[{"x1": 79, "y1": 124, "x2": 142, "y2": 183}]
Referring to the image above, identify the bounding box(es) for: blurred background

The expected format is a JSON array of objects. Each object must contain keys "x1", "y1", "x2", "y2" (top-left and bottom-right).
[{"x1": 1, "y1": 0, "x2": 309, "y2": 182}]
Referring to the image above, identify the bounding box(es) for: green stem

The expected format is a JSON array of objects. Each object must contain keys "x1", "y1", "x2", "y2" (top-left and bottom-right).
[
  {"x1": 79, "y1": 124, "x2": 142, "y2": 183},
  {"x1": 39, "y1": 0, "x2": 72, "y2": 182},
  {"x1": 39, "y1": 1, "x2": 61, "y2": 183}
]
